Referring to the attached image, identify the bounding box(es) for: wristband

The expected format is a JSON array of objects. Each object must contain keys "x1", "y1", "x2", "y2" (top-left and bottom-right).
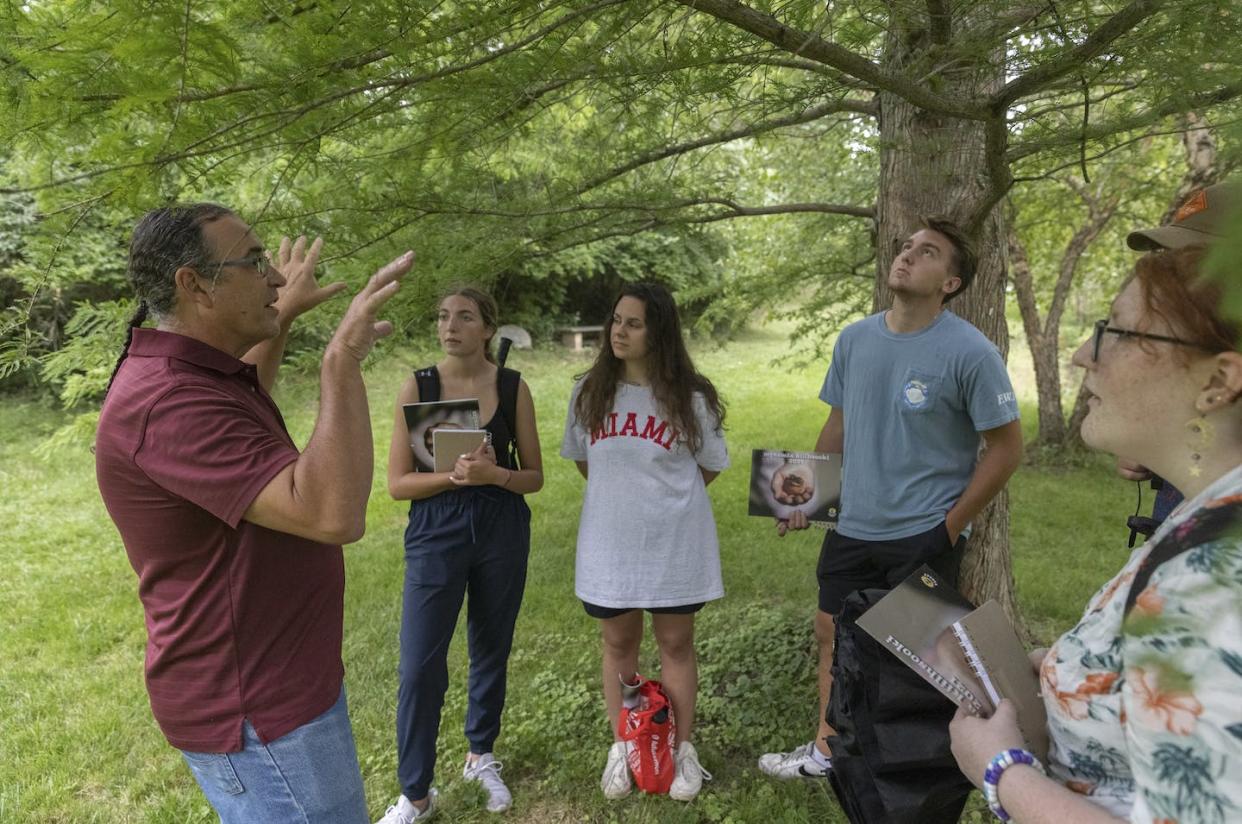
[
  {"x1": 982, "y1": 748, "x2": 1044, "y2": 822},
  {"x1": 501, "y1": 468, "x2": 512, "y2": 488}
]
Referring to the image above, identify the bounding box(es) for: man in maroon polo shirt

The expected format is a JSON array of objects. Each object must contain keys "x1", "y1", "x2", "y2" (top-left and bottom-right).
[{"x1": 95, "y1": 203, "x2": 412, "y2": 824}]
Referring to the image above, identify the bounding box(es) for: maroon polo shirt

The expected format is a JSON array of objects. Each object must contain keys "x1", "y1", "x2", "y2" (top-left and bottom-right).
[{"x1": 95, "y1": 328, "x2": 345, "y2": 752}]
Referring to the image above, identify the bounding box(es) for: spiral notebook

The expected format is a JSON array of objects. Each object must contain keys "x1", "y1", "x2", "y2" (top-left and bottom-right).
[
  {"x1": 857, "y1": 566, "x2": 1048, "y2": 761},
  {"x1": 402, "y1": 398, "x2": 481, "y2": 472},
  {"x1": 855, "y1": 565, "x2": 991, "y2": 717},
  {"x1": 951, "y1": 600, "x2": 1049, "y2": 761}
]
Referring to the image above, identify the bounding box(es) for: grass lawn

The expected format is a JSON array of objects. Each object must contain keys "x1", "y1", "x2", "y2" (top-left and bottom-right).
[{"x1": 0, "y1": 323, "x2": 1135, "y2": 823}]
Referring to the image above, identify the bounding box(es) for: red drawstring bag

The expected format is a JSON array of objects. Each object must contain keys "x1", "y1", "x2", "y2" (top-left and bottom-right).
[{"x1": 616, "y1": 677, "x2": 677, "y2": 794}]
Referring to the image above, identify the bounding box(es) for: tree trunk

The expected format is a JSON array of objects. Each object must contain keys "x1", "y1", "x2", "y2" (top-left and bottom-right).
[
  {"x1": 1008, "y1": 228, "x2": 1066, "y2": 446},
  {"x1": 1009, "y1": 186, "x2": 1116, "y2": 450},
  {"x1": 873, "y1": 12, "x2": 1018, "y2": 618}
]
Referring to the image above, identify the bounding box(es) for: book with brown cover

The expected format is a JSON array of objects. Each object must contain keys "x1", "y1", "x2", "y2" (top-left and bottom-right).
[
  {"x1": 432, "y1": 429, "x2": 489, "y2": 473},
  {"x1": 855, "y1": 565, "x2": 991, "y2": 717},
  {"x1": 856, "y1": 566, "x2": 1050, "y2": 761},
  {"x1": 951, "y1": 600, "x2": 1049, "y2": 761}
]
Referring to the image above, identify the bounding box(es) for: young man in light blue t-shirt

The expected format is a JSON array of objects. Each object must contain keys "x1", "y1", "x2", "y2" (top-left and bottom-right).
[{"x1": 759, "y1": 217, "x2": 1024, "y2": 780}]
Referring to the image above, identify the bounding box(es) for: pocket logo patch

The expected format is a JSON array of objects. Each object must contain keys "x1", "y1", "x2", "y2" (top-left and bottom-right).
[{"x1": 902, "y1": 378, "x2": 932, "y2": 409}]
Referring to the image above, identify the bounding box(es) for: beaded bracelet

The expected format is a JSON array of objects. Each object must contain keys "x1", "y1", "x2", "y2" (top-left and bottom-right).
[{"x1": 982, "y1": 747, "x2": 1045, "y2": 822}]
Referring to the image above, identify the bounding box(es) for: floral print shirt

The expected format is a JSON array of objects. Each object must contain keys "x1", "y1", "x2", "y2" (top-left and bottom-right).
[{"x1": 1042, "y1": 463, "x2": 1242, "y2": 823}]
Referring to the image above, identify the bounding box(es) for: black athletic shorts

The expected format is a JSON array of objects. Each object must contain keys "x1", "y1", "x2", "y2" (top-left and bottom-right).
[
  {"x1": 816, "y1": 521, "x2": 966, "y2": 615},
  {"x1": 581, "y1": 600, "x2": 706, "y2": 620}
]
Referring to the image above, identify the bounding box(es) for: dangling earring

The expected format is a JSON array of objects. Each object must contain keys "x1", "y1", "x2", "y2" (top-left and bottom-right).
[{"x1": 1185, "y1": 413, "x2": 1215, "y2": 478}]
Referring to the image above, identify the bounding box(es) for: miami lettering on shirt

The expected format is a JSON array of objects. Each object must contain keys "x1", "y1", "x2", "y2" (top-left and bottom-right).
[{"x1": 590, "y1": 410, "x2": 680, "y2": 451}]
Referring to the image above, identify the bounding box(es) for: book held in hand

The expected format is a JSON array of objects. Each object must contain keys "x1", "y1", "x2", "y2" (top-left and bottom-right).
[
  {"x1": 951, "y1": 600, "x2": 1049, "y2": 761},
  {"x1": 432, "y1": 429, "x2": 490, "y2": 473},
  {"x1": 402, "y1": 399, "x2": 481, "y2": 473},
  {"x1": 855, "y1": 565, "x2": 1048, "y2": 760},
  {"x1": 748, "y1": 450, "x2": 841, "y2": 528}
]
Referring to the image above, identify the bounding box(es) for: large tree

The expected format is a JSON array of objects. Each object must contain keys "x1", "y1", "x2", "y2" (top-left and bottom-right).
[{"x1": 3, "y1": 0, "x2": 1239, "y2": 613}]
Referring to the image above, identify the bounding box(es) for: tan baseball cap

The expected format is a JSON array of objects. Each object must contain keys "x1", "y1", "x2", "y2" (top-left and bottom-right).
[{"x1": 1127, "y1": 182, "x2": 1236, "y2": 251}]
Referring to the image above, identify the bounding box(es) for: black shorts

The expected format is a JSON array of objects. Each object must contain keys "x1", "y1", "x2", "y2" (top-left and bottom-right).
[
  {"x1": 581, "y1": 600, "x2": 706, "y2": 620},
  {"x1": 816, "y1": 521, "x2": 966, "y2": 615}
]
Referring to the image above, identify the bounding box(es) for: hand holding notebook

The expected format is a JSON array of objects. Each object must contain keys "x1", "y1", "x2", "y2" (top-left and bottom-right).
[
  {"x1": 434, "y1": 429, "x2": 490, "y2": 474},
  {"x1": 856, "y1": 565, "x2": 1048, "y2": 760}
]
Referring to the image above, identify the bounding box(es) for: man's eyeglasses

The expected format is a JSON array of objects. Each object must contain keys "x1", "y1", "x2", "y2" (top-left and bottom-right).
[
  {"x1": 204, "y1": 255, "x2": 272, "y2": 279},
  {"x1": 1090, "y1": 318, "x2": 1213, "y2": 362}
]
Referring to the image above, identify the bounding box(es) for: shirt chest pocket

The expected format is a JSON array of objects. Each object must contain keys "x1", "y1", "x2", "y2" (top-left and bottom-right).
[{"x1": 898, "y1": 368, "x2": 943, "y2": 414}]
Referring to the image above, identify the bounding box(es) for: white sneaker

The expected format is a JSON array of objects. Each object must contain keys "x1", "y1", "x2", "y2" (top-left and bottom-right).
[
  {"x1": 669, "y1": 741, "x2": 712, "y2": 801},
  {"x1": 757, "y1": 740, "x2": 832, "y2": 779},
  {"x1": 600, "y1": 741, "x2": 632, "y2": 799},
  {"x1": 374, "y1": 790, "x2": 438, "y2": 823},
  {"x1": 463, "y1": 752, "x2": 512, "y2": 813}
]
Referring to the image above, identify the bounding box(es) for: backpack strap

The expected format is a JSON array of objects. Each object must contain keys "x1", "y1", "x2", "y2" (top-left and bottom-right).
[
  {"x1": 1124, "y1": 498, "x2": 1242, "y2": 617},
  {"x1": 498, "y1": 367, "x2": 521, "y2": 468},
  {"x1": 414, "y1": 366, "x2": 440, "y2": 402}
]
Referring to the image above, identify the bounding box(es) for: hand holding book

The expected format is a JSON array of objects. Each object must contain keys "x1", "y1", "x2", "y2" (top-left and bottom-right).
[
  {"x1": 949, "y1": 700, "x2": 1031, "y2": 791},
  {"x1": 856, "y1": 566, "x2": 1048, "y2": 760},
  {"x1": 447, "y1": 439, "x2": 499, "y2": 486}
]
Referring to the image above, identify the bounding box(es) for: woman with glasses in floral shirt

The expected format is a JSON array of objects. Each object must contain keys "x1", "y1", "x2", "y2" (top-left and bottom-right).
[{"x1": 951, "y1": 215, "x2": 1242, "y2": 822}]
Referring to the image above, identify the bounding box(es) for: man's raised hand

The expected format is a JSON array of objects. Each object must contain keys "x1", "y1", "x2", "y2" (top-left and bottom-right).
[
  {"x1": 272, "y1": 236, "x2": 347, "y2": 324},
  {"x1": 330, "y1": 251, "x2": 414, "y2": 362}
]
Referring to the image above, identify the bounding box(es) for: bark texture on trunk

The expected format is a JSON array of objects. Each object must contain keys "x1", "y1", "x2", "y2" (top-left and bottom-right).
[{"x1": 873, "y1": 10, "x2": 1014, "y2": 613}]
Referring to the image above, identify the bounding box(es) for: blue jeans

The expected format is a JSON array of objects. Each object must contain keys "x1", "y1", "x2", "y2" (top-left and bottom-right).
[{"x1": 180, "y1": 687, "x2": 367, "y2": 824}]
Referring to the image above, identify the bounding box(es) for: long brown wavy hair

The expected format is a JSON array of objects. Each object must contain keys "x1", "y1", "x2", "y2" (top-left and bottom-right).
[{"x1": 574, "y1": 282, "x2": 725, "y2": 452}]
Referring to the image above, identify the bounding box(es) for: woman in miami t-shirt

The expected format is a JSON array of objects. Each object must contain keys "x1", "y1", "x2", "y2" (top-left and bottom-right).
[{"x1": 560, "y1": 282, "x2": 728, "y2": 803}]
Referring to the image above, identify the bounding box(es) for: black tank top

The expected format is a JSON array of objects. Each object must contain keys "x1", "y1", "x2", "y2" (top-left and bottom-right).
[{"x1": 414, "y1": 365, "x2": 521, "y2": 470}]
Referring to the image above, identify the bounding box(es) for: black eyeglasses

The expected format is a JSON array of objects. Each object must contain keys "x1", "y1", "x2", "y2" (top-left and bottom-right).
[
  {"x1": 204, "y1": 255, "x2": 272, "y2": 278},
  {"x1": 1091, "y1": 319, "x2": 1213, "y2": 362}
]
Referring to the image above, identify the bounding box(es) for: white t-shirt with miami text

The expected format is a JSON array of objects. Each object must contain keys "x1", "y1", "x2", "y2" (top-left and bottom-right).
[{"x1": 560, "y1": 381, "x2": 729, "y2": 608}]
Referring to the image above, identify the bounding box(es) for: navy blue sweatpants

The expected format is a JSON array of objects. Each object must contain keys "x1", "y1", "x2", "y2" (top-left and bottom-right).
[{"x1": 397, "y1": 487, "x2": 531, "y2": 801}]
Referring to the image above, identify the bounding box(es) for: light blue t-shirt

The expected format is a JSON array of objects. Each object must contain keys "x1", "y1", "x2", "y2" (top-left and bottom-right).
[{"x1": 820, "y1": 310, "x2": 1019, "y2": 541}]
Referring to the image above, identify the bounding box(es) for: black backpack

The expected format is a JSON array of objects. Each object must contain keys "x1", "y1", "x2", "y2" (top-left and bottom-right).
[{"x1": 826, "y1": 587, "x2": 973, "y2": 824}]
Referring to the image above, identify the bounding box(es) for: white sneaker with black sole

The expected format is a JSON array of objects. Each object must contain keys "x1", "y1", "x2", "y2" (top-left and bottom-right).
[
  {"x1": 463, "y1": 752, "x2": 512, "y2": 813},
  {"x1": 374, "y1": 789, "x2": 438, "y2": 823},
  {"x1": 600, "y1": 740, "x2": 632, "y2": 799},
  {"x1": 757, "y1": 740, "x2": 832, "y2": 779},
  {"x1": 669, "y1": 741, "x2": 712, "y2": 801}
]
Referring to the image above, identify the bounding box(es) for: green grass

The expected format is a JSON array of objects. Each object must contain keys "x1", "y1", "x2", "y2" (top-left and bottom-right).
[{"x1": 0, "y1": 324, "x2": 1134, "y2": 823}]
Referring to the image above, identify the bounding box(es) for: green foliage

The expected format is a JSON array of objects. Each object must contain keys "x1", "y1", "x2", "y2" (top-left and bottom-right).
[
  {"x1": 3, "y1": 0, "x2": 1241, "y2": 405},
  {"x1": 0, "y1": 1, "x2": 1237, "y2": 437},
  {"x1": 38, "y1": 300, "x2": 133, "y2": 407},
  {"x1": 695, "y1": 604, "x2": 818, "y2": 752},
  {"x1": 501, "y1": 227, "x2": 729, "y2": 340},
  {"x1": 0, "y1": 171, "x2": 131, "y2": 395},
  {"x1": 1203, "y1": 119, "x2": 1242, "y2": 331}
]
